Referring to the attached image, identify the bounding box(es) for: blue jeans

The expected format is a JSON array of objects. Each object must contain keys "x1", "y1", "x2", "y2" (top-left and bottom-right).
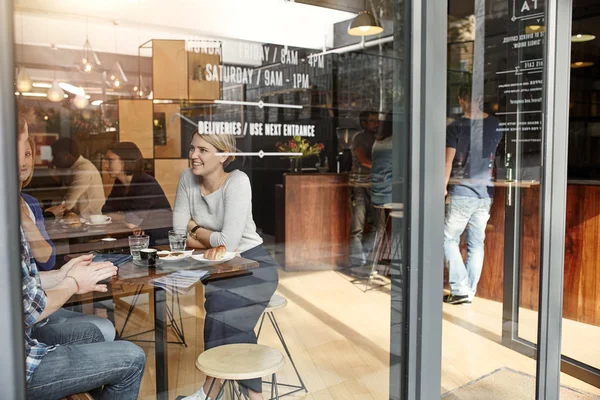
[
  {"x1": 444, "y1": 195, "x2": 492, "y2": 297},
  {"x1": 27, "y1": 322, "x2": 146, "y2": 400},
  {"x1": 350, "y1": 186, "x2": 375, "y2": 267},
  {"x1": 42, "y1": 308, "x2": 116, "y2": 342}
]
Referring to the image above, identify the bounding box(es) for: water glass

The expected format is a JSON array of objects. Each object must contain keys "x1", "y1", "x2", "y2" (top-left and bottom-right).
[
  {"x1": 129, "y1": 235, "x2": 149, "y2": 261},
  {"x1": 168, "y1": 229, "x2": 187, "y2": 252}
]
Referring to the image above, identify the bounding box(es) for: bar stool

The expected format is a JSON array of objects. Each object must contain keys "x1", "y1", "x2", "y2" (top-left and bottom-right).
[
  {"x1": 361, "y1": 203, "x2": 403, "y2": 292},
  {"x1": 256, "y1": 294, "x2": 308, "y2": 397},
  {"x1": 195, "y1": 343, "x2": 286, "y2": 400}
]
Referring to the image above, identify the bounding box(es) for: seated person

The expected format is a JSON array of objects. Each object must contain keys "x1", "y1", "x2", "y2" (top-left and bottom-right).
[
  {"x1": 19, "y1": 136, "x2": 115, "y2": 341},
  {"x1": 174, "y1": 133, "x2": 279, "y2": 400},
  {"x1": 17, "y1": 106, "x2": 146, "y2": 399},
  {"x1": 102, "y1": 142, "x2": 172, "y2": 245},
  {"x1": 46, "y1": 138, "x2": 105, "y2": 219}
]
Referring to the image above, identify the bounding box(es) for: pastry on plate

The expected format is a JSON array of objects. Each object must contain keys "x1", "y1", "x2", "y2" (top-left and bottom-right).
[{"x1": 204, "y1": 245, "x2": 226, "y2": 261}]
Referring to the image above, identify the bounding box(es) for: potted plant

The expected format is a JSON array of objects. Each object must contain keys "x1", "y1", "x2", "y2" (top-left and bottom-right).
[{"x1": 276, "y1": 136, "x2": 324, "y2": 173}]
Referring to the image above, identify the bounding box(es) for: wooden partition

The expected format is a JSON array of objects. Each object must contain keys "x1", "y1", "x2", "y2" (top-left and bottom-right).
[
  {"x1": 154, "y1": 159, "x2": 189, "y2": 208},
  {"x1": 152, "y1": 40, "x2": 188, "y2": 100},
  {"x1": 154, "y1": 103, "x2": 182, "y2": 158},
  {"x1": 188, "y1": 51, "x2": 220, "y2": 100},
  {"x1": 118, "y1": 100, "x2": 154, "y2": 158}
]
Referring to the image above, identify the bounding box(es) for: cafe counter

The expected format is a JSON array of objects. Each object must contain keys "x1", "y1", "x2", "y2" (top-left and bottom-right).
[{"x1": 475, "y1": 182, "x2": 600, "y2": 326}]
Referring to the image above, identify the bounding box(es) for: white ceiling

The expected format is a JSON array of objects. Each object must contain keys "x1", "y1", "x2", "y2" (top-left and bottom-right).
[{"x1": 15, "y1": 0, "x2": 355, "y2": 63}]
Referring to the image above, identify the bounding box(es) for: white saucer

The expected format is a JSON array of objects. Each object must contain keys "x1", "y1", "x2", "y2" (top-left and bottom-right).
[
  {"x1": 157, "y1": 250, "x2": 193, "y2": 262},
  {"x1": 85, "y1": 220, "x2": 112, "y2": 226},
  {"x1": 191, "y1": 252, "x2": 237, "y2": 264}
]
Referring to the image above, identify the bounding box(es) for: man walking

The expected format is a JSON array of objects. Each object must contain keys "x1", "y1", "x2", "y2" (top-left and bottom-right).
[{"x1": 444, "y1": 85, "x2": 503, "y2": 304}]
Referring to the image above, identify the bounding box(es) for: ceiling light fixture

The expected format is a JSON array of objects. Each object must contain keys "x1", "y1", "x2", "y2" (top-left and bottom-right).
[
  {"x1": 16, "y1": 68, "x2": 33, "y2": 92},
  {"x1": 571, "y1": 61, "x2": 594, "y2": 68},
  {"x1": 348, "y1": 0, "x2": 383, "y2": 37},
  {"x1": 526, "y1": 25, "x2": 545, "y2": 34},
  {"x1": 59, "y1": 82, "x2": 85, "y2": 96},
  {"x1": 21, "y1": 92, "x2": 47, "y2": 98},
  {"x1": 80, "y1": 18, "x2": 101, "y2": 73},
  {"x1": 73, "y1": 90, "x2": 89, "y2": 109},
  {"x1": 91, "y1": 100, "x2": 103, "y2": 106},
  {"x1": 572, "y1": 33, "x2": 595, "y2": 43},
  {"x1": 33, "y1": 82, "x2": 52, "y2": 89},
  {"x1": 47, "y1": 45, "x2": 65, "y2": 102}
]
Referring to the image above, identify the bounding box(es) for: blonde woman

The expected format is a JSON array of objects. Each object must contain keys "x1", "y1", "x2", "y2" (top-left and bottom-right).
[{"x1": 174, "y1": 132, "x2": 279, "y2": 400}]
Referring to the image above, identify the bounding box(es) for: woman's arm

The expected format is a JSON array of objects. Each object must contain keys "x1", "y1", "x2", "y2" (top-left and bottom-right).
[
  {"x1": 207, "y1": 173, "x2": 251, "y2": 251},
  {"x1": 172, "y1": 170, "x2": 206, "y2": 248},
  {"x1": 20, "y1": 197, "x2": 55, "y2": 270}
]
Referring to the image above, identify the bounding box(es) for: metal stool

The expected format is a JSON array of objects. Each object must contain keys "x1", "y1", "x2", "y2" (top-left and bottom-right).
[
  {"x1": 256, "y1": 294, "x2": 308, "y2": 397},
  {"x1": 195, "y1": 343, "x2": 286, "y2": 400},
  {"x1": 355, "y1": 203, "x2": 403, "y2": 291}
]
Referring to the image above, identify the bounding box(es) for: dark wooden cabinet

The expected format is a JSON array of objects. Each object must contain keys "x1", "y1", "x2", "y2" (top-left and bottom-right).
[{"x1": 275, "y1": 173, "x2": 350, "y2": 271}]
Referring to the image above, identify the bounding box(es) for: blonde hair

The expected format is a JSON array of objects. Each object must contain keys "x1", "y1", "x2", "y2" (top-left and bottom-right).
[
  {"x1": 22, "y1": 137, "x2": 36, "y2": 187},
  {"x1": 195, "y1": 132, "x2": 237, "y2": 167}
]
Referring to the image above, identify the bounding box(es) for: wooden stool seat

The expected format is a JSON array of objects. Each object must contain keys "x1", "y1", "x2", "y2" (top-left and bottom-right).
[
  {"x1": 265, "y1": 294, "x2": 288, "y2": 311},
  {"x1": 61, "y1": 393, "x2": 93, "y2": 400},
  {"x1": 195, "y1": 344, "x2": 285, "y2": 381}
]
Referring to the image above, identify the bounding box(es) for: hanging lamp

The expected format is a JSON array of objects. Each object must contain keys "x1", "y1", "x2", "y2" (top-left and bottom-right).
[
  {"x1": 47, "y1": 45, "x2": 65, "y2": 102},
  {"x1": 348, "y1": 0, "x2": 383, "y2": 36}
]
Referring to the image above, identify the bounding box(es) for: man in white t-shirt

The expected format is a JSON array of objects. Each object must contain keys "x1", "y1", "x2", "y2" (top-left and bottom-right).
[{"x1": 46, "y1": 138, "x2": 105, "y2": 219}]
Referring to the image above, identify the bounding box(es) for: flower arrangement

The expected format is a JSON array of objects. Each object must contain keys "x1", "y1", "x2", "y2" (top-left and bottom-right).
[{"x1": 276, "y1": 136, "x2": 324, "y2": 158}]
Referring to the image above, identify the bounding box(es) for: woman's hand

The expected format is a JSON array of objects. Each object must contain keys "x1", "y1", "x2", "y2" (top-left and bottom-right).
[
  {"x1": 126, "y1": 222, "x2": 144, "y2": 236},
  {"x1": 45, "y1": 204, "x2": 66, "y2": 218},
  {"x1": 58, "y1": 254, "x2": 93, "y2": 282},
  {"x1": 67, "y1": 261, "x2": 118, "y2": 294}
]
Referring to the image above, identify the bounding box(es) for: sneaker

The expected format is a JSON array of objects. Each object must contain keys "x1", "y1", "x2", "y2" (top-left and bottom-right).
[
  {"x1": 181, "y1": 388, "x2": 206, "y2": 400},
  {"x1": 443, "y1": 294, "x2": 471, "y2": 305}
]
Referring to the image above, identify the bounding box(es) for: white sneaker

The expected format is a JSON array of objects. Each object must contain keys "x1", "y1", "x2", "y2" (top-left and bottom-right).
[{"x1": 181, "y1": 388, "x2": 206, "y2": 400}]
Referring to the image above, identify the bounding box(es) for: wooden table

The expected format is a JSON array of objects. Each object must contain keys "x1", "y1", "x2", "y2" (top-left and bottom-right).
[
  {"x1": 66, "y1": 250, "x2": 260, "y2": 400},
  {"x1": 46, "y1": 209, "x2": 173, "y2": 258}
]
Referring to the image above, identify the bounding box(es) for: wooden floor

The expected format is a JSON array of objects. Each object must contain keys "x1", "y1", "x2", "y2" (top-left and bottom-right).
[{"x1": 101, "y1": 269, "x2": 600, "y2": 399}]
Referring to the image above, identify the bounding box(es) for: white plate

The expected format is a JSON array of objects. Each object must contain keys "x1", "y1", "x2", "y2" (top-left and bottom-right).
[
  {"x1": 85, "y1": 220, "x2": 112, "y2": 226},
  {"x1": 157, "y1": 250, "x2": 193, "y2": 262},
  {"x1": 191, "y1": 252, "x2": 237, "y2": 264}
]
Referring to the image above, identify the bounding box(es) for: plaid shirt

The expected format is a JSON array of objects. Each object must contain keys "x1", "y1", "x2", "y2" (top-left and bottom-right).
[{"x1": 20, "y1": 227, "x2": 54, "y2": 382}]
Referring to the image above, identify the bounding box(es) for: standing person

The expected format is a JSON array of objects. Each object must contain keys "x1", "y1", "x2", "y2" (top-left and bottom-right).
[
  {"x1": 45, "y1": 138, "x2": 105, "y2": 219},
  {"x1": 443, "y1": 85, "x2": 503, "y2": 305},
  {"x1": 102, "y1": 142, "x2": 172, "y2": 245},
  {"x1": 371, "y1": 112, "x2": 394, "y2": 253},
  {"x1": 16, "y1": 105, "x2": 146, "y2": 399},
  {"x1": 349, "y1": 111, "x2": 379, "y2": 277},
  {"x1": 173, "y1": 132, "x2": 278, "y2": 400}
]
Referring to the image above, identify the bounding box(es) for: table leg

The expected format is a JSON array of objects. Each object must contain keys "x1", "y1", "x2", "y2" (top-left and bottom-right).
[{"x1": 154, "y1": 287, "x2": 168, "y2": 400}]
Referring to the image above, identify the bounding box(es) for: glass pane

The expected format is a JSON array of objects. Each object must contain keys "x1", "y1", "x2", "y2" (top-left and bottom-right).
[
  {"x1": 561, "y1": 0, "x2": 600, "y2": 386},
  {"x1": 12, "y1": 1, "x2": 408, "y2": 398}
]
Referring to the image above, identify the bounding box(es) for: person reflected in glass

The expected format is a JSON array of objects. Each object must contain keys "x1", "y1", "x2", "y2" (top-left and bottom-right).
[
  {"x1": 45, "y1": 138, "x2": 105, "y2": 220},
  {"x1": 16, "y1": 105, "x2": 146, "y2": 399},
  {"x1": 370, "y1": 112, "x2": 394, "y2": 267},
  {"x1": 174, "y1": 133, "x2": 279, "y2": 400},
  {"x1": 102, "y1": 142, "x2": 171, "y2": 245},
  {"x1": 443, "y1": 85, "x2": 503, "y2": 305},
  {"x1": 350, "y1": 111, "x2": 379, "y2": 277}
]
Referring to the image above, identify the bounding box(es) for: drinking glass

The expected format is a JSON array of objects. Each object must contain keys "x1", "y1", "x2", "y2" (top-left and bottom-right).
[
  {"x1": 129, "y1": 235, "x2": 149, "y2": 261},
  {"x1": 168, "y1": 229, "x2": 187, "y2": 251}
]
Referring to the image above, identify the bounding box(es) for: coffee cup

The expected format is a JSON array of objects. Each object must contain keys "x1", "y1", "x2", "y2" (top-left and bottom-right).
[
  {"x1": 90, "y1": 215, "x2": 111, "y2": 225},
  {"x1": 140, "y1": 248, "x2": 157, "y2": 267}
]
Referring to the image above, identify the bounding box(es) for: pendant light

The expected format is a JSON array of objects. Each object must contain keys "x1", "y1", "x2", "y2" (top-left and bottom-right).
[
  {"x1": 348, "y1": 0, "x2": 383, "y2": 36},
  {"x1": 47, "y1": 45, "x2": 65, "y2": 102},
  {"x1": 81, "y1": 19, "x2": 101, "y2": 73},
  {"x1": 16, "y1": 68, "x2": 33, "y2": 93},
  {"x1": 16, "y1": 13, "x2": 32, "y2": 92},
  {"x1": 73, "y1": 89, "x2": 89, "y2": 109},
  {"x1": 109, "y1": 21, "x2": 128, "y2": 88}
]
